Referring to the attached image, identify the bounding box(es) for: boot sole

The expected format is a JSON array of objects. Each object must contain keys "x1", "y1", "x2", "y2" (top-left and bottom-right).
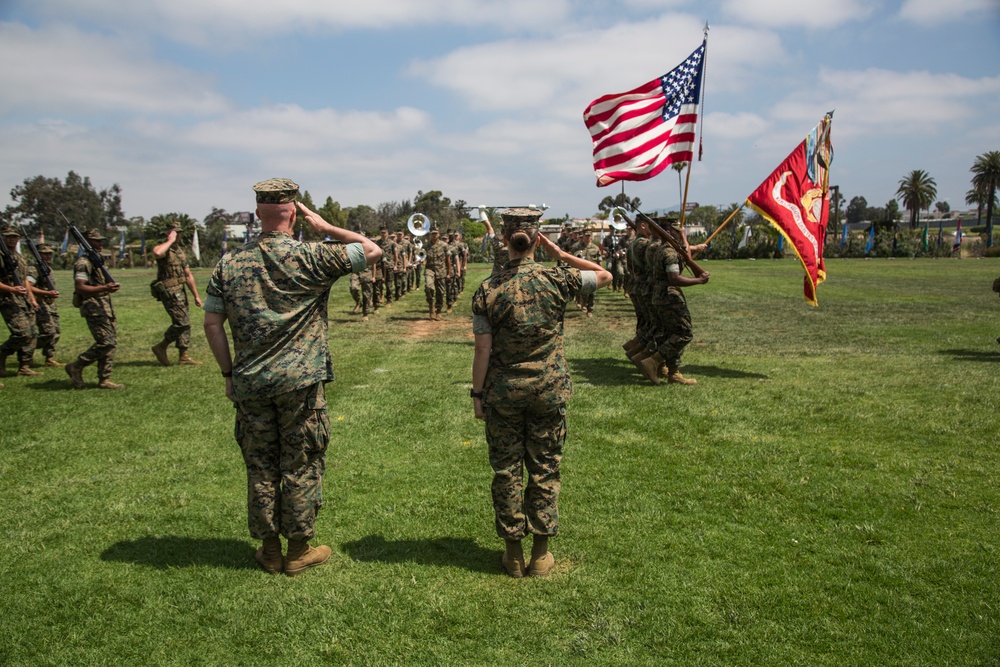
[{"x1": 284, "y1": 554, "x2": 331, "y2": 577}]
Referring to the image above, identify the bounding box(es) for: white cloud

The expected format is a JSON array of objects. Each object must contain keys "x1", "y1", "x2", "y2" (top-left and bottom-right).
[
  {"x1": 898, "y1": 0, "x2": 999, "y2": 24},
  {"x1": 177, "y1": 105, "x2": 432, "y2": 152},
  {"x1": 0, "y1": 22, "x2": 229, "y2": 115},
  {"x1": 25, "y1": 0, "x2": 571, "y2": 45},
  {"x1": 408, "y1": 16, "x2": 782, "y2": 112},
  {"x1": 704, "y1": 112, "x2": 770, "y2": 139},
  {"x1": 720, "y1": 0, "x2": 874, "y2": 29}
]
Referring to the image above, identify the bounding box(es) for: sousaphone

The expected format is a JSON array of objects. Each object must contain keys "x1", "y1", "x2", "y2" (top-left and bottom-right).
[{"x1": 407, "y1": 212, "x2": 431, "y2": 237}]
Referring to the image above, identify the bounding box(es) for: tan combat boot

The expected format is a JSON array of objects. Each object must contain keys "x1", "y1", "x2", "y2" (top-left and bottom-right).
[
  {"x1": 17, "y1": 365, "x2": 43, "y2": 377},
  {"x1": 45, "y1": 358, "x2": 66, "y2": 367},
  {"x1": 428, "y1": 306, "x2": 436, "y2": 321},
  {"x1": 178, "y1": 350, "x2": 203, "y2": 365},
  {"x1": 352, "y1": 303, "x2": 360, "y2": 314},
  {"x1": 501, "y1": 539, "x2": 526, "y2": 579},
  {"x1": 527, "y1": 536, "x2": 554, "y2": 577},
  {"x1": 65, "y1": 361, "x2": 85, "y2": 389},
  {"x1": 638, "y1": 352, "x2": 664, "y2": 385},
  {"x1": 151, "y1": 341, "x2": 170, "y2": 366},
  {"x1": 284, "y1": 539, "x2": 331, "y2": 577},
  {"x1": 666, "y1": 368, "x2": 697, "y2": 385},
  {"x1": 621, "y1": 337, "x2": 639, "y2": 354},
  {"x1": 98, "y1": 378, "x2": 125, "y2": 390},
  {"x1": 255, "y1": 536, "x2": 283, "y2": 575},
  {"x1": 628, "y1": 347, "x2": 652, "y2": 374}
]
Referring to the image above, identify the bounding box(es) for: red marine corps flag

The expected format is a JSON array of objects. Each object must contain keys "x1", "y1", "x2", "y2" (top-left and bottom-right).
[{"x1": 747, "y1": 113, "x2": 834, "y2": 306}]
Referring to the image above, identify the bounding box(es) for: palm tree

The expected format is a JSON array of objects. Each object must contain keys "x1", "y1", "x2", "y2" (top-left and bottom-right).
[
  {"x1": 895, "y1": 169, "x2": 937, "y2": 230},
  {"x1": 970, "y1": 150, "x2": 1000, "y2": 248}
]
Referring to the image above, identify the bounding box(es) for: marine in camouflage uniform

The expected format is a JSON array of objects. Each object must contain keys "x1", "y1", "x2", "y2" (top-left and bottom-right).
[
  {"x1": 393, "y1": 231, "x2": 408, "y2": 300},
  {"x1": 637, "y1": 216, "x2": 710, "y2": 385},
  {"x1": 64, "y1": 229, "x2": 123, "y2": 389},
  {"x1": 471, "y1": 208, "x2": 608, "y2": 579},
  {"x1": 151, "y1": 221, "x2": 204, "y2": 366},
  {"x1": 578, "y1": 232, "x2": 603, "y2": 316},
  {"x1": 203, "y1": 178, "x2": 379, "y2": 576},
  {"x1": 445, "y1": 231, "x2": 461, "y2": 312},
  {"x1": 412, "y1": 234, "x2": 423, "y2": 289},
  {"x1": 456, "y1": 232, "x2": 469, "y2": 293},
  {"x1": 423, "y1": 227, "x2": 451, "y2": 319},
  {"x1": 29, "y1": 243, "x2": 64, "y2": 367},
  {"x1": 0, "y1": 225, "x2": 41, "y2": 378},
  {"x1": 374, "y1": 228, "x2": 396, "y2": 307}
]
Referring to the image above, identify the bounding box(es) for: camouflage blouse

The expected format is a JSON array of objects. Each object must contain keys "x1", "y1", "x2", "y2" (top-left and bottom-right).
[
  {"x1": 0, "y1": 252, "x2": 32, "y2": 307},
  {"x1": 156, "y1": 245, "x2": 189, "y2": 283},
  {"x1": 74, "y1": 256, "x2": 114, "y2": 318},
  {"x1": 204, "y1": 231, "x2": 365, "y2": 401},
  {"x1": 424, "y1": 239, "x2": 450, "y2": 274},
  {"x1": 471, "y1": 257, "x2": 595, "y2": 407}
]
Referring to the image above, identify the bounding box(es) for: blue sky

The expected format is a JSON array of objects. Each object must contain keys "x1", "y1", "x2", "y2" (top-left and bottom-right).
[{"x1": 1, "y1": 0, "x2": 998, "y2": 222}]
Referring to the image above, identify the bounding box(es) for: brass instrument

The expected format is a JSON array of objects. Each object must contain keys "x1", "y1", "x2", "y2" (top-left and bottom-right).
[{"x1": 407, "y1": 212, "x2": 431, "y2": 237}]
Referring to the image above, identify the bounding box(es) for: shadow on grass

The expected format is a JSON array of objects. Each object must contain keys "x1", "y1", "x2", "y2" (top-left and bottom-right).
[
  {"x1": 569, "y1": 357, "x2": 640, "y2": 386},
  {"x1": 21, "y1": 379, "x2": 76, "y2": 392},
  {"x1": 341, "y1": 534, "x2": 498, "y2": 574},
  {"x1": 101, "y1": 536, "x2": 256, "y2": 570},
  {"x1": 938, "y1": 348, "x2": 1000, "y2": 362},
  {"x1": 115, "y1": 360, "x2": 168, "y2": 368},
  {"x1": 682, "y1": 364, "x2": 769, "y2": 379}
]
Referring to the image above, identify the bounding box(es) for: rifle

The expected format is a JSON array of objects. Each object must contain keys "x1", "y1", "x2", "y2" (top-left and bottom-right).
[
  {"x1": 617, "y1": 206, "x2": 709, "y2": 278},
  {"x1": 0, "y1": 233, "x2": 21, "y2": 288},
  {"x1": 65, "y1": 220, "x2": 115, "y2": 285},
  {"x1": 23, "y1": 234, "x2": 55, "y2": 291}
]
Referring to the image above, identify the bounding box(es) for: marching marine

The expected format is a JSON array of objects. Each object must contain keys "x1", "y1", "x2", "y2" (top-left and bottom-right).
[
  {"x1": 29, "y1": 243, "x2": 64, "y2": 367},
  {"x1": 0, "y1": 224, "x2": 41, "y2": 378},
  {"x1": 423, "y1": 226, "x2": 451, "y2": 320},
  {"x1": 65, "y1": 229, "x2": 123, "y2": 390}
]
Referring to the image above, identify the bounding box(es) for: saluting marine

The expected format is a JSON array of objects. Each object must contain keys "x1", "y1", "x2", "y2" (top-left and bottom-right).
[{"x1": 151, "y1": 220, "x2": 204, "y2": 366}]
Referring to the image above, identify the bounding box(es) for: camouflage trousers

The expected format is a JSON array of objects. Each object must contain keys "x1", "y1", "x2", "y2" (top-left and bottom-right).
[
  {"x1": 0, "y1": 302, "x2": 37, "y2": 366},
  {"x1": 484, "y1": 403, "x2": 567, "y2": 540},
  {"x1": 424, "y1": 269, "x2": 446, "y2": 311},
  {"x1": 234, "y1": 382, "x2": 330, "y2": 541},
  {"x1": 35, "y1": 303, "x2": 60, "y2": 359},
  {"x1": 651, "y1": 288, "x2": 693, "y2": 367},
  {"x1": 394, "y1": 271, "x2": 406, "y2": 300},
  {"x1": 629, "y1": 291, "x2": 653, "y2": 346},
  {"x1": 581, "y1": 290, "x2": 595, "y2": 313},
  {"x1": 76, "y1": 312, "x2": 117, "y2": 381},
  {"x1": 414, "y1": 265, "x2": 422, "y2": 288},
  {"x1": 406, "y1": 266, "x2": 415, "y2": 292},
  {"x1": 351, "y1": 278, "x2": 373, "y2": 316},
  {"x1": 611, "y1": 261, "x2": 625, "y2": 291},
  {"x1": 446, "y1": 275, "x2": 458, "y2": 308},
  {"x1": 457, "y1": 271, "x2": 465, "y2": 294},
  {"x1": 160, "y1": 290, "x2": 191, "y2": 350}
]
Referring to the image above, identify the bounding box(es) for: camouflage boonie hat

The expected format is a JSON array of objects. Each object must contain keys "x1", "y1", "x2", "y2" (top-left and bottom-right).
[
  {"x1": 37, "y1": 243, "x2": 55, "y2": 254},
  {"x1": 84, "y1": 228, "x2": 107, "y2": 242},
  {"x1": 1, "y1": 224, "x2": 20, "y2": 236},
  {"x1": 166, "y1": 220, "x2": 182, "y2": 231},
  {"x1": 500, "y1": 208, "x2": 543, "y2": 232},
  {"x1": 252, "y1": 177, "x2": 299, "y2": 204}
]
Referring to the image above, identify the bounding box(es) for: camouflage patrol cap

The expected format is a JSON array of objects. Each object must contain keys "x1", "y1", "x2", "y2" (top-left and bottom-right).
[
  {"x1": 1, "y1": 224, "x2": 20, "y2": 236},
  {"x1": 37, "y1": 243, "x2": 55, "y2": 254},
  {"x1": 252, "y1": 177, "x2": 299, "y2": 204},
  {"x1": 429, "y1": 225, "x2": 440, "y2": 234},
  {"x1": 166, "y1": 220, "x2": 182, "y2": 231},
  {"x1": 652, "y1": 212, "x2": 682, "y2": 230},
  {"x1": 500, "y1": 208, "x2": 543, "y2": 232},
  {"x1": 84, "y1": 228, "x2": 107, "y2": 242}
]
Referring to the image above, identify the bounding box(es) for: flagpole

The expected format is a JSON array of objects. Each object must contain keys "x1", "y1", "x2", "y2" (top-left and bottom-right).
[{"x1": 699, "y1": 204, "x2": 745, "y2": 248}]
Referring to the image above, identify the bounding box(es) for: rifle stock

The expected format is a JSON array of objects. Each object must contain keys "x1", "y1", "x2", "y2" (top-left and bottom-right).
[
  {"x1": 68, "y1": 224, "x2": 115, "y2": 285},
  {"x1": 0, "y1": 235, "x2": 21, "y2": 288},
  {"x1": 23, "y1": 234, "x2": 55, "y2": 291},
  {"x1": 619, "y1": 208, "x2": 708, "y2": 278}
]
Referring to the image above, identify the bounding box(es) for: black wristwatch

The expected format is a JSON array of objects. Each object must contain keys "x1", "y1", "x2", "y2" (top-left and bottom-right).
[
  {"x1": 221, "y1": 370, "x2": 233, "y2": 378},
  {"x1": 470, "y1": 389, "x2": 483, "y2": 399}
]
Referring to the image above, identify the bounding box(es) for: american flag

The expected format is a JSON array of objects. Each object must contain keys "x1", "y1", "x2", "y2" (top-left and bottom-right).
[{"x1": 584, "y1": 41, "x2": 705, "y2": 187}]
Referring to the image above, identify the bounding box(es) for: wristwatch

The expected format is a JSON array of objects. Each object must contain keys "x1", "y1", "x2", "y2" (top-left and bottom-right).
[{"x1": 470, "y1": 389, "x2": 483, "y2": 399}]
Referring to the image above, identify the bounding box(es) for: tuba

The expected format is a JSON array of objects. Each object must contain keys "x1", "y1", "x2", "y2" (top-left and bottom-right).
[
  {"x1": 609, "y1": 206, "x2": 629, "y2": 231},
  {"x1": 407, "y1": 212, "x2": 431, "y2": 237}
]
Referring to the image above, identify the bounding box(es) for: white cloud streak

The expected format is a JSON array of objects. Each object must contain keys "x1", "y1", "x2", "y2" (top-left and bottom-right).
[
  {"x1": 898, "y1": 0, "x2": 999, "y2": 24},
  {"x1": 0, "y1": 22, "x2": 229, "y2": 115},
  {"x1": 720, "y1": 0, "x2": 874, "y2": 29}
]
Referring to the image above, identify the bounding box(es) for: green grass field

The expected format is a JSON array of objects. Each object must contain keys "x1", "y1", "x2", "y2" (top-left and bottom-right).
[{"x1": 2, "y1": 257, "x2": 998, "y2": 666}]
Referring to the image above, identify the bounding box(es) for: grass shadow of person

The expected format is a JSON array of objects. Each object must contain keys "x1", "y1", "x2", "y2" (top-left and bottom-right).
[
  {"x1": 101, "y1": 536, "x2": 257, "y2": 570},
  {"x1": 938, "y1": 348, "x2": 1000, "y2": 362},
  {"x1": 341, "y1": 535, "x2": 498, "y2": 575}
]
